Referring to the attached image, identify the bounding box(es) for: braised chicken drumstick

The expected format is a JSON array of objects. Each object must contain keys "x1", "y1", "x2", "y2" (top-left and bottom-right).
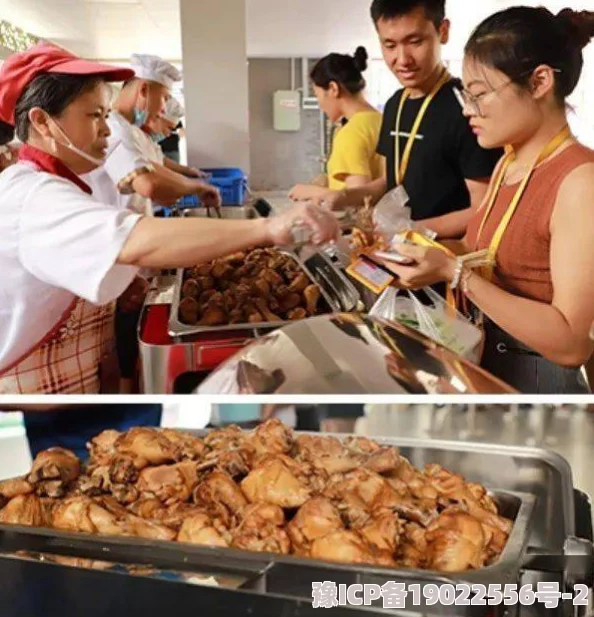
[{"x1": 0, "y1": 420, "x2": 514, "y2": 573}]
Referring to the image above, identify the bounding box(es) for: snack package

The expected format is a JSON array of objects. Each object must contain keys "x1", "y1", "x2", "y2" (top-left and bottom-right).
[{"x1": 370, "y1": 286, "x2": 483, "y2": 363}]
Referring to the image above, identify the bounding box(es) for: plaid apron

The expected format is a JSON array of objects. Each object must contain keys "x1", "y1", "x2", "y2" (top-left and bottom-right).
[
  {"x1": 0, "y1": 298, "x2": 116, "y2": 394},
  {"x1": 0, "y1": 145, "x2": 120, "y2": 394}
]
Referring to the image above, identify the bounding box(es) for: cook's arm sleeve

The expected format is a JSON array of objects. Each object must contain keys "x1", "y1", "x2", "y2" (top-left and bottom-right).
[
  {"x1": 19, "y1": 177, "x2": 142, "y2": 304},
  {"x1": 104, "y1": 128, "x2": 155, "y2": 194}
]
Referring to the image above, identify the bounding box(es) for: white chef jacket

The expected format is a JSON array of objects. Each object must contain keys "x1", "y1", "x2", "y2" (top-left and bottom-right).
[
  {"x1": 0, "y1": 162, "x2": 141, "y2": 371},
  {"x1": 84, "y1": 111, "x2": 157, "y2": 217},
  {"x1": 147, "y1": 138, "x2": 165, "y2": 166}
]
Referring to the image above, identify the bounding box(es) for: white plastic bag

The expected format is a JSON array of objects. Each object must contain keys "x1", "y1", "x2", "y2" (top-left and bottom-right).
[
  {"x1": 373, "y1": 185, "x2": 437, "y2": 245},
  {"x1": 370, "y1": 286, "x2": 483, "y2": 363},
  {"x1": 372, "y1": 186, "x2": 413, "y2": 243}
]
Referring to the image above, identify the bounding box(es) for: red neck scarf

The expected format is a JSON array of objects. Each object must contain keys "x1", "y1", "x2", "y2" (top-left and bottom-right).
[{"x1": 18, "y1": 143, "x2": 93, "y2": 195}]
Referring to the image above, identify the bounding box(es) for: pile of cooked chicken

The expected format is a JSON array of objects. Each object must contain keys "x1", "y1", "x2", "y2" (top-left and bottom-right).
[
  {"x1": 178, "y1": 248, "x2": 324, "y2": 326},
  {"x1": 0, "y1": 420, "x2": 513, "y2": 573}
]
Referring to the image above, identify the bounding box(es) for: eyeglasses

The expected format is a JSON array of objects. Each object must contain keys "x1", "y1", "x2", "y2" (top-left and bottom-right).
[
  {"x1": 454, "y1": 79, "x2": 515, "y2": 117},
  {"x1": 454, "y1": 68, "x2": 562, "y2": 117}
]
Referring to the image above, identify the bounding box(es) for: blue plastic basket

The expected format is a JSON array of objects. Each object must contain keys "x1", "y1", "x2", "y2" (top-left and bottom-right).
[
  {"x1": 177, "y1": 194, "x2": 200, "y2": 208},
  {"x1": 202, "y1": 167, "x2": 247, "y2": 206}
]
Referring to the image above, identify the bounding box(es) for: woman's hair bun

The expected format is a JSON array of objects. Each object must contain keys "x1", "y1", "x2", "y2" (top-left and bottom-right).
[
  {"x1": 557, "y1": 8, "x2": 594, "y2": 50},
  {"x1": 353, "y1": 46, "x2": 369, "y2": 73}
]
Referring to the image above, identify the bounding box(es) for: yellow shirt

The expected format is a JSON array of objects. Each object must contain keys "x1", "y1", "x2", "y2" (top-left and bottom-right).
[{"x1": 327, "y1": 110, "x2": 384, "y2": 191}]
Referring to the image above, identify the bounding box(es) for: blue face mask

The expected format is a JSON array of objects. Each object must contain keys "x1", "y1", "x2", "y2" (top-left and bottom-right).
[
  {"x1": 150, "y1": 132, "x2": 166, "y2": 143},
  {"x1": 133, "y1": 108, "x2": 148, "y2": 127}
]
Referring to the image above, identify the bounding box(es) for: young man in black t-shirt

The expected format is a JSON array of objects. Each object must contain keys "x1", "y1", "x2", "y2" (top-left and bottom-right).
[{"x1": 293, "y1": 0, "x2": 502, "y2": 239}]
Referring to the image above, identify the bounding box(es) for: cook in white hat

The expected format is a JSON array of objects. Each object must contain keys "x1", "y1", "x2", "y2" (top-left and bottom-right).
[
  {"x1": 144, "y1": 96, "x2": 208, "y2": 178},
  {"x1": 141, "y1": 97, "x2": 184, "y2": 166},
  {"x1": 130, "y1": 53, "x2": 182, "y2": 90},
  {"x1": 84, "y1": 53, "x2": 217, "y2": 218},
  {"x1": 83, "y1": 53, "x2": 220, "y2": 394},
  {"x1": 163, "y1": 96, "x2": 185, "y2": 125}
]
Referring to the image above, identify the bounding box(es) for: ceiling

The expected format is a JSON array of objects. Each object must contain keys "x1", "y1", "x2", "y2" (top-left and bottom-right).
[{"x1": 0, "y1": 0, "x2": 592, "y2": 61}]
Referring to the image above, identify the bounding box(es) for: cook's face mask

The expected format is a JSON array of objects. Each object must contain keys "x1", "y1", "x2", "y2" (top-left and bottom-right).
[
  {"x1": 133, "y1": 108, "x2": 148, "y2": 128},
  {"x1": 47, "y1": 117, "x2": 106, "y2": 168},
  {"x1": 133, "y1": 87, "x2": 149, "y2": 127}
]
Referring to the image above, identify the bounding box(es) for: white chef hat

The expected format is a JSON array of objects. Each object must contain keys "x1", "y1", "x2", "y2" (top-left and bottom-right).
[
  {"x1": 130, "y1": 54, "x2": 182, "y2": 89},
  {"x1": 162, "y1": 96, "x2": 185, "y2": 124}
]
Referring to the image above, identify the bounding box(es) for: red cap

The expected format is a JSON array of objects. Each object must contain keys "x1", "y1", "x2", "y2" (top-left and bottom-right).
[{"x1": 0, "y1": 43, "x2": 135, "y2": 125}]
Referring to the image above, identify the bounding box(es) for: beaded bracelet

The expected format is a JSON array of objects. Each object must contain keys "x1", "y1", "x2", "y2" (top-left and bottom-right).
[
  {"x1": 460, "y1": 268, "x2": 474, "y2": 294},
  {"x1": 450, "y1": 258, "x2": 464, "y2": 290}
]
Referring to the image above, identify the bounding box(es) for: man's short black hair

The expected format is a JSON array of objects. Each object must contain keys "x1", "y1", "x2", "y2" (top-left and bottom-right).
[{"x1": 370, "y1": 0, "x2": 446, "y2": 29}]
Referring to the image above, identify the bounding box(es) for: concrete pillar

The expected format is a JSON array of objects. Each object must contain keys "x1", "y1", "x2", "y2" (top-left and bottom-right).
[{"x1": 179, "y1": 0, "x2": 250, "y2": 172}]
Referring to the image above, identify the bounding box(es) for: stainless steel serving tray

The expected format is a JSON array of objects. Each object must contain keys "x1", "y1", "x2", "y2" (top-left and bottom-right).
[
  {"x1": 0, "y1": 434, "x2": 539, "y2": 589},
  {"x1": 0, "y1": 549, "x2": 249, "y2": 590},
  {"x1": 168, "y1": 249, "x2": 344, "y2": 338},
  {"x1": 0, "y1": 490, "x2": 535, "y2": 589},
  {"x1": 1, "y1": 435, "x2": 590, "y2": 617},
  {"x1": 181, "y1": 206, "x2": 258, "y2": 220}
]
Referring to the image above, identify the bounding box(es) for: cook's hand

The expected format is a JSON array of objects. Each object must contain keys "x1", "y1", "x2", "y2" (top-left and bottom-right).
[
  {"x1": 266, "y1": 202, "x2": 340, "y2": 246},
  {"x1": 118, "y1": 276, "x2": 150, "y2": 312},
  {"x1": 197, "y1": 184, "x2": 222, "y2": 209},
  {"x1": 378, "y1": 244, "x2": 457, "y2": 289},
  {"x1": 187, "y1": 167, "x2": 209, "y2": 179}
]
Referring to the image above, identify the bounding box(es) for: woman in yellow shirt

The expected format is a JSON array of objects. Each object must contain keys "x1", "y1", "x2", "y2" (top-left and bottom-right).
[{"x1": 290, "y1": 47, "x2": 384, "y2": 200}]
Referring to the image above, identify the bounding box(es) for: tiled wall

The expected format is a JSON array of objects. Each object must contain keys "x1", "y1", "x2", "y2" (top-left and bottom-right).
[{"x1": 248, "y1": 58, "x2": 325, "y2": 191}]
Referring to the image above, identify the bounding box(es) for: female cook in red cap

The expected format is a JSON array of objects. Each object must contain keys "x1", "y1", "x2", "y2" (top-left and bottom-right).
[{"x1": 0, "y1": 44, "x2": 339, "y2": 394}]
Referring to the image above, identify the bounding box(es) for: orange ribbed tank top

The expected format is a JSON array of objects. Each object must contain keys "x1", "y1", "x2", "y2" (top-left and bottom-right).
[{"x1": 466, "y1": 143, "x2": 594, "y2": 303}]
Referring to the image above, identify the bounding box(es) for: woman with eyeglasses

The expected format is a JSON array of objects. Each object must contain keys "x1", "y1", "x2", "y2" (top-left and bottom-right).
[{"x1": 376, "y1": 6, "x2": 594, "y2": 394}]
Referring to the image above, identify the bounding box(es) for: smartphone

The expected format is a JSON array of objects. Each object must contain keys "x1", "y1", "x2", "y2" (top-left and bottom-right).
[{"x1": 372, "y1": 250, "x2": 415, "y2": 266}]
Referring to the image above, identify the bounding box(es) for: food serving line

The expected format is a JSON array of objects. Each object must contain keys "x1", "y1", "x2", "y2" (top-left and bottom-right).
[
  {"x1": 139, "y1": 200, "x2": 360, "y2": 394},
  {"x1": 0, "y1": 429, "x2": 591, "y2": 617},
  {"x1": 138, "y1": 194, "x2": 510, "y2": 395}
]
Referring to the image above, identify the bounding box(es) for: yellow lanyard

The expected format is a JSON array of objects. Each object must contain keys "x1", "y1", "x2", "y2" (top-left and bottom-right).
[
  {"x1": 475, "y1": 125, "x2": 571, "y2": 280},
  {"x1": 394, "y1": 68, "x2": 451, "y2": 185}
]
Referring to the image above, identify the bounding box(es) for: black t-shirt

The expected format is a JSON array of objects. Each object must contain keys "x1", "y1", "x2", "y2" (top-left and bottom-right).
[
  {"x1": 377, "y1": 79, "x2": 502, "y2": 220},
  {"x1": 159, "y1": 121, "x2": 182, "y2": 153}
]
